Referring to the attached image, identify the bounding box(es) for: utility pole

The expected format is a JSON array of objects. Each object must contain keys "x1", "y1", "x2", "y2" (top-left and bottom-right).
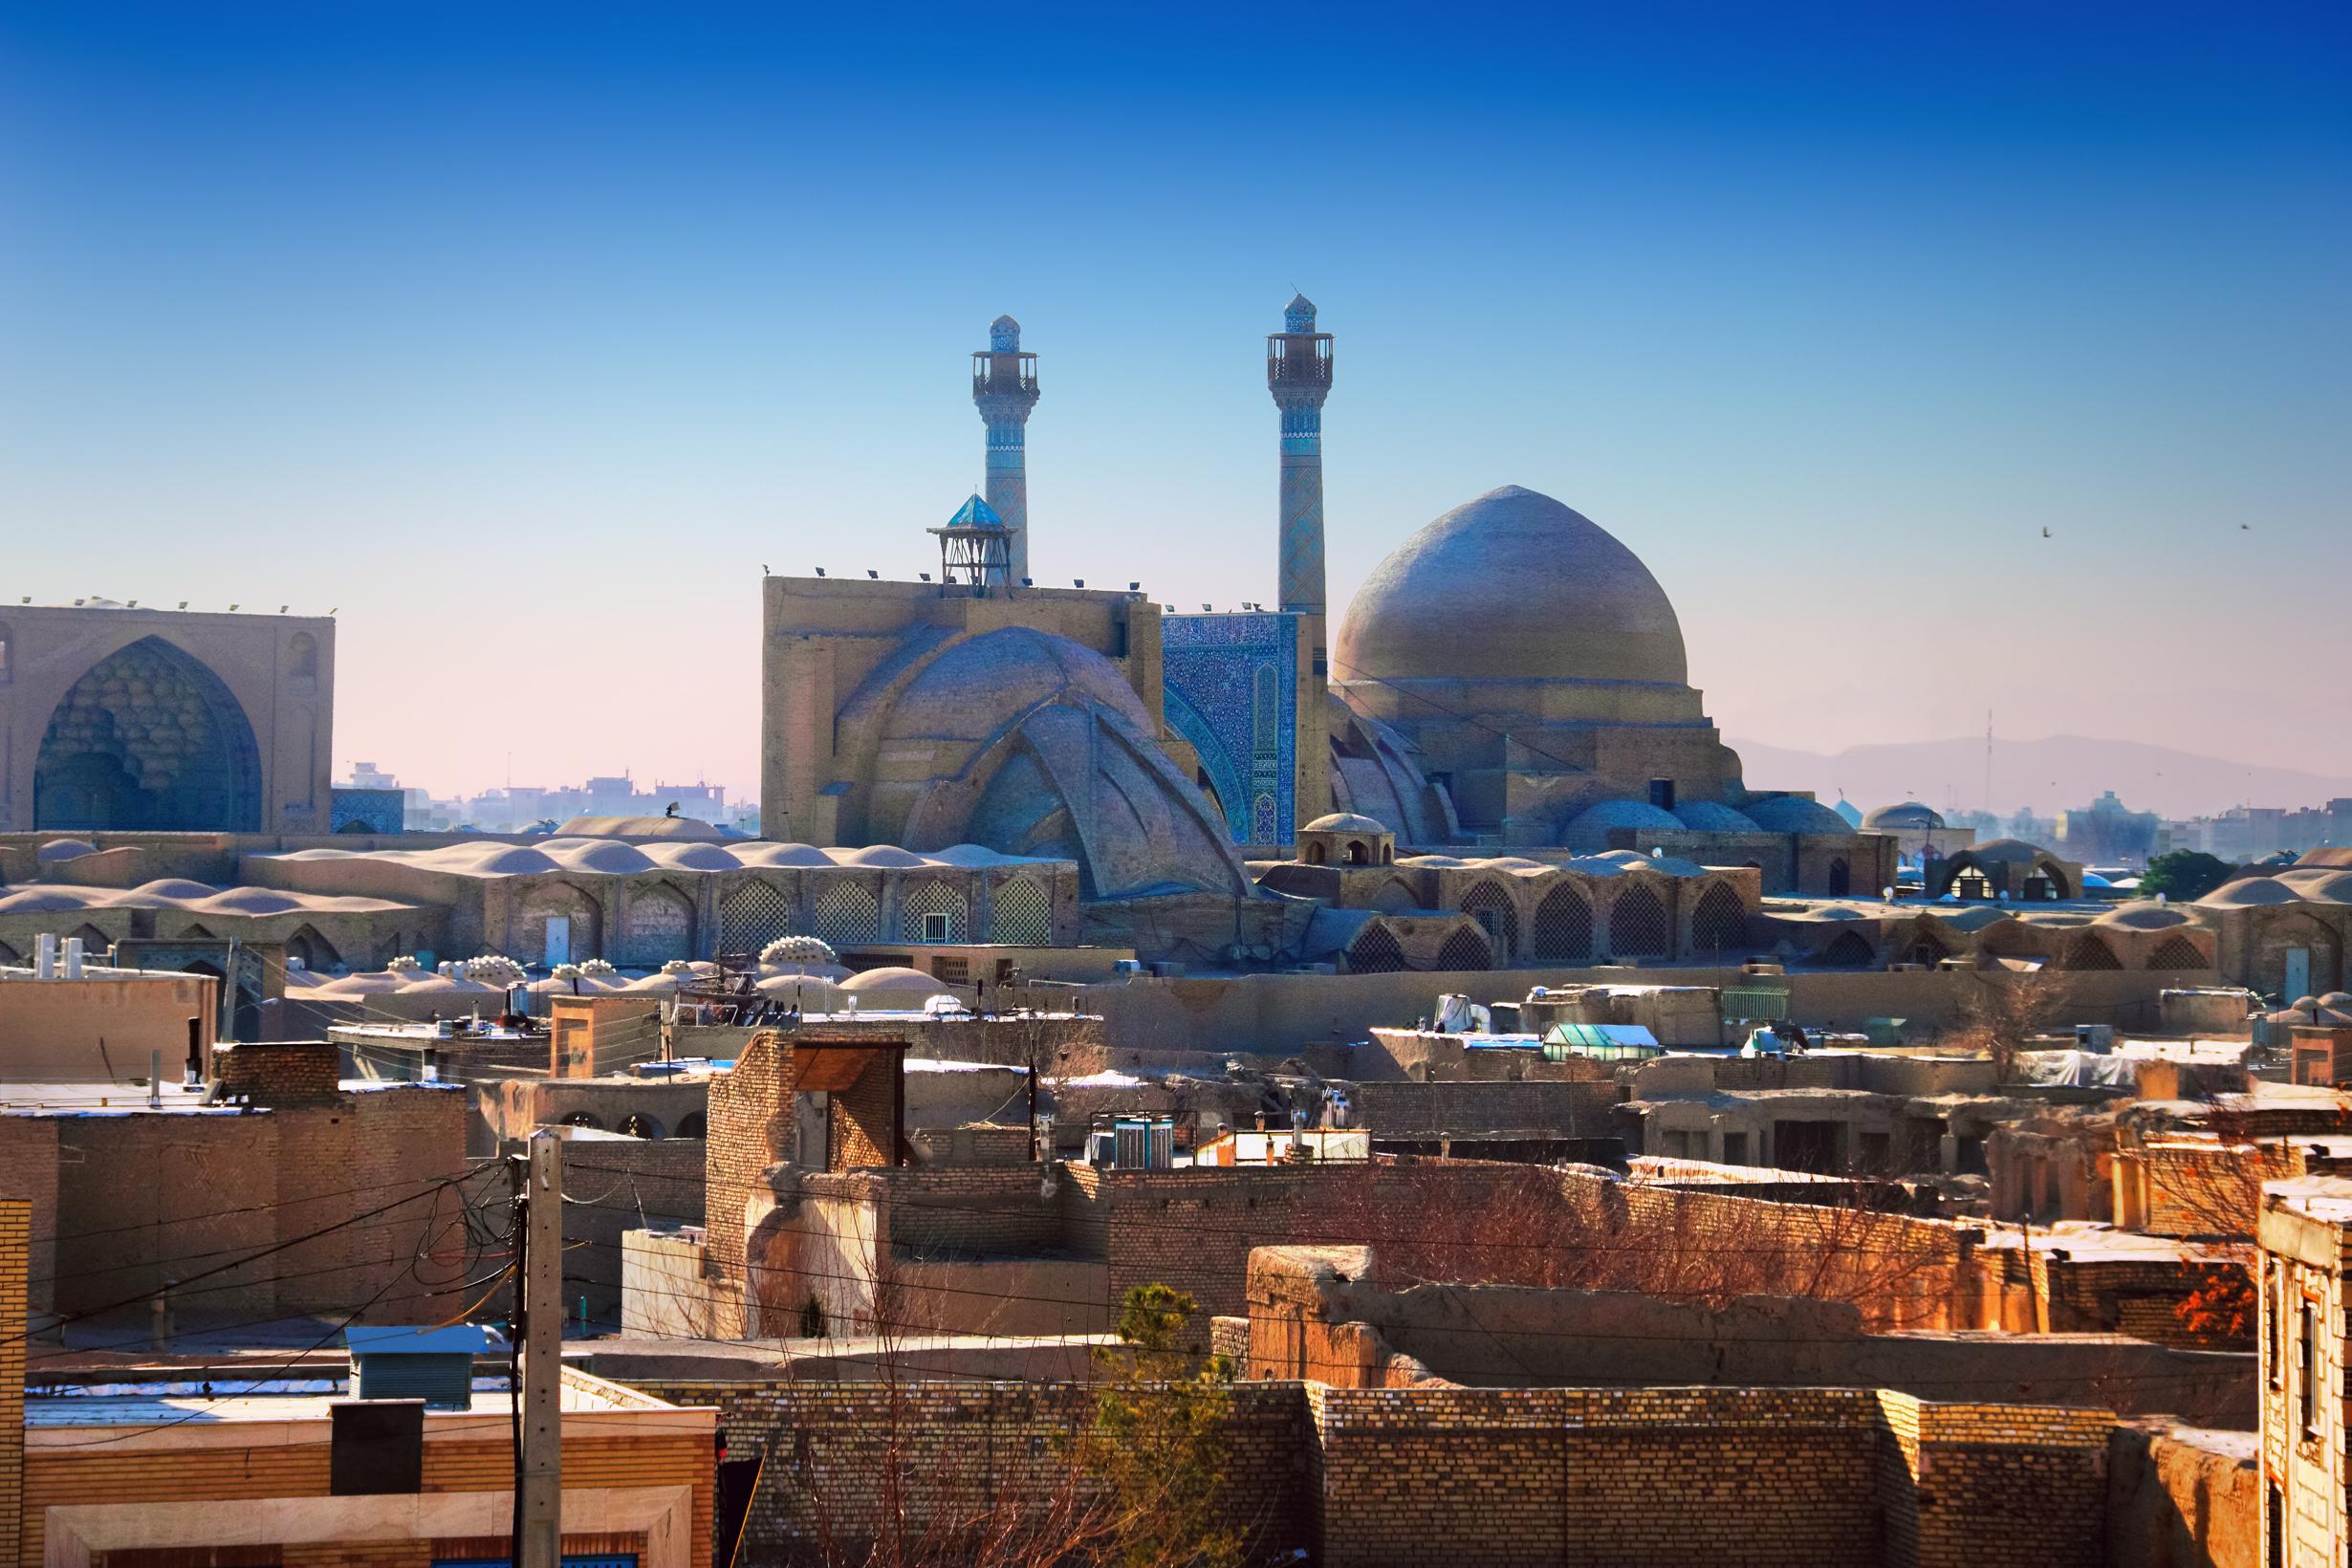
[{"x1": 518, "y1": 1129, "x2": 564, "y2": 1566}]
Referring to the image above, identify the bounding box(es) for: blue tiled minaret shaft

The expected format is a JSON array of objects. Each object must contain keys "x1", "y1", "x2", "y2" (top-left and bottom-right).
[
  {"x1": 972, "y1": 315, "x2": 1042, "y2": 585},
  {"x1": 1268, "y1": 294, "x2": 1334, "y2": 618}
]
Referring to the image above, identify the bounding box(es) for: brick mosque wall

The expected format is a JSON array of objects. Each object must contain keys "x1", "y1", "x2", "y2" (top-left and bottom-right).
[
  {"x1": 629, "y1": 1376, "x2": 2127, "y2": 1568},
  {"x1": 705, "y1": 1029, "x2": 795, "y2": 1279}
]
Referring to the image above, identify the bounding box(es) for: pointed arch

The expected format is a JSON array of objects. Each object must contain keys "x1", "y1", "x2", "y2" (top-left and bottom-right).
[
  {"x1": 1607, "y1": 882, "x2": 1670, "y2": 958},
  {"x1": 719, "y1": 879, "x2": 794, "y2": 957},
  {"x1": 1347, "y1": 924, "x2": 1405, "y2": 975},
  {"x1": 1459, "y1": 880, "x2": 1519, "y2": 964},
  {"x1": 2147, "y1": 934, "x2": 2210, "y2": 971},
  {"x1": 33, "y1": 636, "x2": 262, "y2": 831},
  {"x1": 618, "y1": 882, "x2": 695, "y2": 967},
  {"x1": 1689, "y1": 882, "x2": 1748, "y2": 957},
  {"x1": 1433, "y1": 926, "x2": 1492, "y2": 971},
  {"x1": 1819, "y1": 930, "x2": 1878, "y2": 968},
  {"x1": 1530, "y1": 883, "x2": 1593, "y2": 964},
  {"x1": 2059, "y1": 933, "x2": 2123, "y2": 971},
  {"x1": 284, "y1": 924, "x2": 340, "y2": 972}
]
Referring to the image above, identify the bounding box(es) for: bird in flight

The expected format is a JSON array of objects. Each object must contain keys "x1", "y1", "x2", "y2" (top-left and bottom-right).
[{"x1": 2040, "y1": 527, "x2": 2051, "y2": 538}]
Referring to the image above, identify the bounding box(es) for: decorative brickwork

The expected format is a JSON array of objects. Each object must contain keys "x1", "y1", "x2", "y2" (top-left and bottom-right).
[{"x1": 208, "y1": 1039, "x2": 341, "y2": 1104}]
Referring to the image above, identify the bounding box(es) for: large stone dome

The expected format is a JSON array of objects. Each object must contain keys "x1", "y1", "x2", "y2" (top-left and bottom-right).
[{"x1": 1334, "y1": 486, "x2": 1688, "y2": 686}]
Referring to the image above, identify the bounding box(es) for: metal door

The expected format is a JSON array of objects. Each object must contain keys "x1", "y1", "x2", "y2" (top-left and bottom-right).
[
  {"x1": 2285, "y1": 947, "x2": 2311, "y2": 1001},
  {"x1": 543, "y1": 915, "x2": 571, "y2": 967}
]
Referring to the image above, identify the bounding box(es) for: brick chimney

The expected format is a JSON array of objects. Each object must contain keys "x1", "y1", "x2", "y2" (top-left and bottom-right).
[{"x1": 207, "y1": 1040, "x2": 342, "y2": 1106}]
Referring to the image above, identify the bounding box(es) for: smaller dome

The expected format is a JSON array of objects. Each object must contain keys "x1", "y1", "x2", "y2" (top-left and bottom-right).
[
  {"x1": 1304, "y1": 812, "x2": 1390, "y2": 836},
  {"x1": 761, "y1": 935, "x2": 838, "y2": 968},
  {"x1": 989, "y1": 315, "x2": 1020, "y2": 351},
  {"x1": 841, "y1": 965, "x2": 954, "y2": 994},
  {"x1": 1862, "y1": 801, "x2": 1945, "y2": 830},
  {"x1": 36, "y1": 838, "x2": 98, "y2": 863},
  {"x1": 1743, "y1": 796, "x2": 1857, "y2": 837},
  {"x1": 2200, "y1": 877, "x2": 2298, "y2": 907},
  {"x1": 1283, "y1": 293, "x2": 1317, "y2": 332},
  {"x1": 1567, "y1": 799, "x2": 1684, "y2": 834},
  {"x1": 1673, "y1": 801, "x2": 1760, "y2": 834},
  {"x1": 2098, "y1": 901, "x2": 2191, "y2": 929}
]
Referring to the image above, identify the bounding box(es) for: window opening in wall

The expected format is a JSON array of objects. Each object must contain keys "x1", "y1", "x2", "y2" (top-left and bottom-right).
[
  {"x1": 921, "y1": 911, "x2": 950, "y2": 943},
  {"x1": 2269, "y1": 1262, "x2": 2284, "y2": 1386},
  {"x1": 2298, "y1": 1297, "x2": 2318, "y2": 1436},
  {"x1": 1720, "y1": 1131, "x2": 1747, "y2": 1165},
  {"x1": 1647, "y1": 778, "x2": 1676, "y2": 811}
]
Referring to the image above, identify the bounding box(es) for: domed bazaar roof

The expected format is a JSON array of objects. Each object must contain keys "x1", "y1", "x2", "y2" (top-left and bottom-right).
[
  {"x1": 1742, "y1": 796, "x2": 1858, "y2": 837},
  {"x1": 1862, "y1": 801, "x2": 1945, "y2": 831},
  {"x1": 1333, "y1": 486, "x2": 1688, "y2": 687}
]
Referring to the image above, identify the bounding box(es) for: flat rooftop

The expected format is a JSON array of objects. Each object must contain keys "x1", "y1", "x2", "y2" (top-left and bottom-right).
[
  {"x1": 0, "y1": 1078, "x2": 461, "y2": 1117},
  {"x1": 26, "y1": 1369, "x2": 684, "y2": 1432}
]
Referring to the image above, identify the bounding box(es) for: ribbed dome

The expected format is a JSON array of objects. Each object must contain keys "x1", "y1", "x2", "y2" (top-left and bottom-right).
[
  {"x1": 1334, "y1": 487, "x2": 1688, "y2": 686},
  {"x1": 1862, "y1": 801, "x2": 1945, "y2": 831}
]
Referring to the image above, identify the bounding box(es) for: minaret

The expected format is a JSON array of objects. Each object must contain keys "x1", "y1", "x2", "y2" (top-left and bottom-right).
[
  {"x1": 1267, "y1": 293, "x2": 1334, "y2": 618},
  {"x1": 972, "y1": 315, "x2": 1041, "y2": 584}
]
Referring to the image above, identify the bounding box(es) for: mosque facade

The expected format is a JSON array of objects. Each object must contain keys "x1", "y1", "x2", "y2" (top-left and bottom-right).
[
  {"x1": 755, "y1": 300, "x2": 1892, "y2": 902},
  {"x1": 0, "y1": 603, "x2": 334, "y2": 835}
]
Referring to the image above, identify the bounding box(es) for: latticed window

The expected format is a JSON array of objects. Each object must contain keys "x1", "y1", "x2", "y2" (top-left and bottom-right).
[
  {"x1": 1459, "y1": 881, "x2": 1519, "y2": 964},
  {"x1": 813, "y1": 881, "x2": 881, "y2": 947},
  {"x1": 1348, "y1": 924, "x2": 1405, "y2": 974},
  {"x1": 2148, "y1": 934, "x2": 2208, "y2": 970},
  {"x1": 1530, "y1": 883, "x2": 1593, "y2": 963},
  {"x1": 719, "y1": 881, "x2": 793, "y2": 956},
  {"x1": 1434, "y1": 926, "x2": 1492, "y2": 971},
  {"x1": 902, "y1": 880, "x2": 969, "y2": 944},
  {"x1": 1821, "y1": 930, "x2": 1877, "y2": 967},
  {"x1": 1607, "y1": 883, "x2": 1670, "y2": 957},
  {"x1": 989, "y1": 877, "x2": 1053, "y2": 946},
  {"x1": 1689, "y1": 882, "x2": 1747, "y2": 957},
  {"x1": 1904, "y1": 930, "x2": 1949, "y2": 967},
  {"x1": 2065, "y1": 934, "x2": 2123, "y2": 971}
]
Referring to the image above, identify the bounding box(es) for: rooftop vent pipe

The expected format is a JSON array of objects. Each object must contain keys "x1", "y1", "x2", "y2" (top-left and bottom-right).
[
  {"x1": 63, "y1": 937, "x2": 85, "y2": 980},
  {"x1": 34, "y1": 932, "x2": 56, "y2": 981}
]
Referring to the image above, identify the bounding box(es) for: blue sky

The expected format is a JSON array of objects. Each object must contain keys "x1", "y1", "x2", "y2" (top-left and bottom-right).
[{"x1": 2, "y1": 2, "x2": 2345, "y2": 804}]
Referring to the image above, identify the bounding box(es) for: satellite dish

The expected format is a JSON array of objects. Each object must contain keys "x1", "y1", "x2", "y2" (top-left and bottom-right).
[
  {"x1": 2155, "y1": 891, "x2": 2167, "y2": 904},
  {"x1": 1650, "y1": 845, "x2": 1664, "y2": 859},
  {"x1": 1882, "y1": 887, "x2": 1895, "y2": 902}
]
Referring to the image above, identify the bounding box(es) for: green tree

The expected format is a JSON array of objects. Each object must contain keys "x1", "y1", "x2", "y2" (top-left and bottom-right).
[
  {"x1": 1075, "y1": 1284, "x2": 1242, "y2": 1568},
  {"x1": 2139, "y1": 850, "x2": 2233, "y2": 903}
]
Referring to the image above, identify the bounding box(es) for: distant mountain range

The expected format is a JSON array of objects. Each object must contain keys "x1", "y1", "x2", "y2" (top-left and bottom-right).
[{"x1": 1725, "y1": 734, "x2": 2352, "y2": 821}]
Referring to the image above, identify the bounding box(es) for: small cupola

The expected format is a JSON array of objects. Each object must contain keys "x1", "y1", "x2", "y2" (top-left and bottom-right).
[{"x1": 1297, "y1": 812, "x2": 1396, "y2": 868}]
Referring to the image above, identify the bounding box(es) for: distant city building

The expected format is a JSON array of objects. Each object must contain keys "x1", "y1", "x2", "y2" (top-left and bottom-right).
[
  {"x1": 2169, "y1": 799, "x2": 2352, "y2": 864},
  {"x1": 2054, "y1": 790, "x2": 2163, "y2": 867}
]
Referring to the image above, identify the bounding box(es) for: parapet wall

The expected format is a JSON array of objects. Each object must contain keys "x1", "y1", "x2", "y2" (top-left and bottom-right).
[{"x1": 633, "y1": 1375, "x2": 2135, "y2": 1568}]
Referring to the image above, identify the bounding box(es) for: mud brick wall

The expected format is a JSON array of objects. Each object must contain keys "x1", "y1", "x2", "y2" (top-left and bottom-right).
[
  {"x1": 635, "y1": 1379, "x2": 1312, "y2": 1564},
  {"x1": 828, "y1": 1056, "x2": 898, "y2": 1171},
  {"x1": 555, "y1": 1131, "x2": 708, "y2": 1323},
  {"x1": 1345, "y1": 1078, "x2": 1616, "y2": 1136},
  {"x1": 706, "y1": 1030, "x2": 795, "y2": 1278},
  {"x1": 210, "y1": 1038, "x2": 341, "y2": 1103},
  {"x1": 876, "y1": 1166, "x2": 1065, "y2": 1257},
  {"x1": 2036, "y1": 1251, "x2": 2252, "y2": 1349}
]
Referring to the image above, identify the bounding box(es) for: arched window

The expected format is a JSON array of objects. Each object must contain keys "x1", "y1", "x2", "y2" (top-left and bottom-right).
[
  {"x1": 1433, "y1": 926, "x2": 1492, "y2": 971},
  {"x1": 1607, "y1": 883, "x2": 1670, "y2": 958},
  {"x1": 720, "y1": 880, "x2": 794, "y2": 957},
  {"x1": 1820, "y1": 930, "x2": 1877, "y2": 967},
  {"x1": 284, "y1": 925, "x2": 340, "y2": 973},
  {"x1": 1459, "y1": 881, "x2": 1519, "y2": 964},
  {"x1": 288, "y1": 631, "x2": 318, "y2": 682},
  {"x1": 988, "y1": 877, "x2": 1053, "y2": 946},
  {"x1": 618, "y1": 1112, "x2": 664, "y2": 1140},
  {"x1": 1826, "y1": 858, "x2": 1850, "y2": 897},
  {"x1": 2062, "y1": 934, "x2": 2123, "y2": 971},
  {"x1": 558, "y1": 1111, "x2": 603, "y2": 1131},
  {"x1": 1343, "y1": 839, "x2": 1368, "y2": 866},
  {"x1": 1347, "y1": 924, "x2": 1406, "y2": 974},
  {"x1": 1305, "y1": 841, "x2": 1327, "y2": 865},
  {"x1": 1383, "y1": 843, "x2": 1395, "y2": 865},
  {"x1": 676, "y1": 1112, "x2": 708, "y2": 1140},
  {"x1": 1530, "y1": 884, "x2": 1593, "y2": 964},
  {"x1": 2148, "y1": 934, "x2": 2208, "y2": 971},
  {"x1": 0, "y1": 621, "x2": 12, "y2": 684},
  {"x1": 1904, "y1": 928, "x2": 1949, "y2": 967},
  {"x1": 903, "y1": 879, "x2": 969, "y2": 944},
  {"x1": 1689, "y1": 882, "x2": 1747, "y2": 957},
  {"x1": 814, "y1": 880, "x2": 882, "y2": 947}
]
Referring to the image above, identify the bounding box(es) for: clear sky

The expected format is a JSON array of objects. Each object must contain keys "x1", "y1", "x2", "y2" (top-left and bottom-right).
[{"x1": 3, "y1": 1, "x2": 2345, "y2": 805}]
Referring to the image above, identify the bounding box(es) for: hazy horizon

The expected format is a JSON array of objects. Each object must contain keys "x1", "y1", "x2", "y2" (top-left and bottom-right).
[{"x1": 6, "y1": 2, "x2": 2345, "y2": 806}]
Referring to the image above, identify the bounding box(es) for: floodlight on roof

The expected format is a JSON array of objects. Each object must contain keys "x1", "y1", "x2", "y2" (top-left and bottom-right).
[
  {"x1": 278, "y1": 604, "x2": 288, "y2": 613},
  {"x1": 866, "y1": 569, "x2": 879, "y2": 579},
  {"x1": 1020, "y1": 577, "x2": 1033, "y2": 587},
  {"x1": 1202, "y1": 603, "x2": 1211, "y2": 612},
  {"x1": 814, "y1": 568, "x2": 825, "y2": 577},
  {"x1": 126, "y1": 599, "x2": 138, "y2": 607},
  {"x1": 1073, "y1": 578, "x2": 1084, "y2": 588},
  {"x1": 229, "y1": 603, "x2": 240, "y2": 611},
  {"x1": 918, "y1": 572, "x2": 931, "y2": 582},
  {"x1": 177, "y1": 600, "x2": 187, "y2": 609},
  {"x1": 1128, "y1": 581, "x2": 1140, "y2": 591}
]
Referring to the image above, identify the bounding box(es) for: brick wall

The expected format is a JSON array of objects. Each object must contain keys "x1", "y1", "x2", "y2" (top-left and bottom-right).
[
  {"x1": 0, "y1": 1199, "x2": 27, "y2": 1558},
  {"x1": 1345, "y1": 1078, "x2": 1616, "y2": 1136},
  {"x1": 209, "y1": 1039, "x2": 341, "y2": 1104},
  {"x1": 622, "y1": 1375, "x2": 2123, "y2": 1568},
  {"x1": 828, "y1": 1056, "x2": 897, "y2": 1171},
  {"x1": 555, "y1": 1131, "x2": 708, "y2": 1327},
  {"x1": 704, "y1": 1029, "x2": 795, "y2": 1280}
]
